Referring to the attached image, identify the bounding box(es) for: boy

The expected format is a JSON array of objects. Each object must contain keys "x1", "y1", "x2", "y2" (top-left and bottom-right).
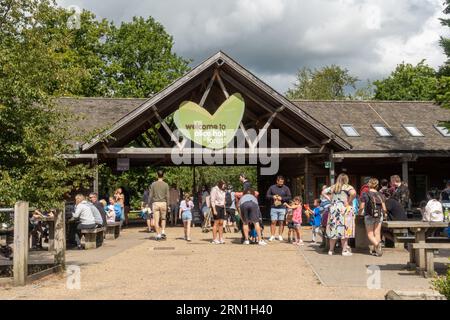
[
  {"x1": 285, "y1": 201, "x2": 294, "y2": 243},
  {"x1": 310, "y1": 199, "x2": 322, "y2": 244}
]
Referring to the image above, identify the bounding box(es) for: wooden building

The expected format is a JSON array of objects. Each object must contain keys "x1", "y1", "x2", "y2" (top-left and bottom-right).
[{"x1": 60, "y1": 51, "x2": 450, "y2": 206}]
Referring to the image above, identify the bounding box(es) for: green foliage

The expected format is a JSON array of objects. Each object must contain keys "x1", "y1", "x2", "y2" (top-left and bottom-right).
[
  {"x1": 286, "y1": 65, "x2": 358, "y2": 100},
  {"x1": 0, "y1": 0, "x2": 94, "y2": 210},
  {"x1": 102, "y1": 16, "x2": 190, "y2": 98},
  {"x1": 437, "y1": 0, "x2": 450, "y2": 129},
  {"x1": 374, "y1": 61, "x2": 437, "y2": 101},
  {"x1": 432, "y1": 260, "x2": 450, "y2": 299}
]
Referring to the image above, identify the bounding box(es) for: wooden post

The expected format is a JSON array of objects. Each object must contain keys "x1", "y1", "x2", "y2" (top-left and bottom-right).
[
  {"x1": 93, "y1": 157, "x2": 99, "y2": 194},
  {"x1": 402, "y1": 159, "x2": 409, "y2": 185},
  {"x1": 304, "y1": 155, "x2": 310, "y2": 204},
  {"x1": 53, "y1": 207, "x2": 66, "y2": 271},
  {"x1": 329, "y1": 150, "x2": 335, "y2": 185},
  {"x1": 13, "y1": 201, "x2": 29, "y2": 286}
]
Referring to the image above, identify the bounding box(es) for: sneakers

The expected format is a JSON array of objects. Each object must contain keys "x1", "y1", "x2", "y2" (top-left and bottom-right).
[
  {"x1": 375, "y1": 242, "x2": 383, "y2": 257},
  {"x1": 342, "y1": 250, "x2": 353, "y2": 256},
  {"x1": 211, "y1": 239, "x2": 220, "y2": 244},
  {"x1": 328, "y1": 250, "x2": 333, "y2": 256},
  {"x1": 155, "y1": 235, "x2": 162, "y2": 241},
  {"x1": 186, "y1": 238, "x2": 192, "y2": 242},
  {"x1": 219, "y1": 239, "x2": 225, "y2": 244},
  {"x1": 258, "y1": 240, "x2": 268, "y2": 246},
  {"x1": 243, "y1": 240, "x2": 250, "y2": 245},
  {"x1": 268, "y1": 236, "x2": 275, "y2": 242},
  {"x1": 278, "y1": 235, "x2": 283, "y2": 241},
  {"x1": 161, "y1": 233, "x2": 167, "y2": 239}
]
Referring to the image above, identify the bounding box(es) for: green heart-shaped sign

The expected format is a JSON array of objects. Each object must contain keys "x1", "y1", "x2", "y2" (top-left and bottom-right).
[{"x1": 173, "y1": 93, "x2": 245, "y2": 150}]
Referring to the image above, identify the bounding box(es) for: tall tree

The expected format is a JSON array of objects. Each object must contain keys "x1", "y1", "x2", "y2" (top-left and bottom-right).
[
  {"x1": 436, "y1": 0, "x2": 450, "y2": 129},
  {"x1": 373, "y1": 61, "x2": 437, "y2": 101},
  {"x1": 0, "y1": 0, "x2": 93, "y2": 209},
  {"x1": 286, "y1": 65, "x2": 358, "y2": 100},
  {"x1": 102, "y1": 16, "x2": 190, "y2": 98}
]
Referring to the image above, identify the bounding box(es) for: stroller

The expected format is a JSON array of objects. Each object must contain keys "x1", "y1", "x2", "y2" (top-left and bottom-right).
[{"x1": 202, "y1": 208, "x2": 213, "y2": 233}]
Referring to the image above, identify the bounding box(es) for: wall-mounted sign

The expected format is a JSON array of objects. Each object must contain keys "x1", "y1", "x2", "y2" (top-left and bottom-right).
[
  {"x1": 173, "y1": 93, "x2": 245, "y2": 150},
  {"x1": 117, "y1": 158, "x2": 130, "y2": 171},
  {"x1": 324, "y1": 161, "x2": 331, "y2": 169}
]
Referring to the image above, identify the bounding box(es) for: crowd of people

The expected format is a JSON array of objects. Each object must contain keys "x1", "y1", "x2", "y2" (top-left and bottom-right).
[{"x1": 63, "y1": 169, "x2": 449, "y2": 253}]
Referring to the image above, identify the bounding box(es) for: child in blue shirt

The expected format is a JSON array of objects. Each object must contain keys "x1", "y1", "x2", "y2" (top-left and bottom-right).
[{"x1": 310, "y1": 199, "x2": 322, "y2": 244}]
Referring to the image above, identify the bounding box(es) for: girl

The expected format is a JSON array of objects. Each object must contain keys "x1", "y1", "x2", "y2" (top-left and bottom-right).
[
  {"x1": 285, "y1": 196, "x2": 304, "y2": 245},
  {"x1": 179, "y1": 193, "x2": 194, "y2": 241},
  {"x1": 101, "y1": 199, "x2": 115, "y2": 224}
]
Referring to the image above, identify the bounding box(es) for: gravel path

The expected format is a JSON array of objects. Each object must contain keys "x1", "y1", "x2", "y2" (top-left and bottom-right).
[{"x1": 0, "y1": 227, "x2": 385, "y2": 300}]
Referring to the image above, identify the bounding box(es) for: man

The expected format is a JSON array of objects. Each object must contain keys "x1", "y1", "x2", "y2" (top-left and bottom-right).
[
  {"x1": 440, "y1": 180, "x2": 450, "y2": 205},
  {"x1": 239, "y1": 173, "x2": 251, "y2": 192},
  {"x1": 390, "y1": 175, "x2": 410, "y2": 211},
  {"x1": 149, "y1": 169, "x2": 170, "y2": 241},
  {"x1": 169, "y1": 184, "x2": 180, "y2": 226},
  {"x1": 266, "y1": 175, "x2": 291, "y2": 241},
  {"x1": 89, "y1": 192, "x2": 107, "y2": 227},
  {"x1": 72, "y1": 194, "x2": 97, "y2": 250}
]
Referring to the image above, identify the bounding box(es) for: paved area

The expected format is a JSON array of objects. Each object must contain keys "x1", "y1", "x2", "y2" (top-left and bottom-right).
[{"x1": 0, "y1": 225, "x2": 445, "y2": 300}]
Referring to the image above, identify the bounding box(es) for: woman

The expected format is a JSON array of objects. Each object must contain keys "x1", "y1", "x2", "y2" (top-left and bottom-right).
[
  {"x1": 359, "y1": 178, "x2": 387, "y2": 256},
  {"x1": 322, "y1": 173, "x2": 356, "y2": 256},
  {"x1": 239, "y1": 188, "x2": 267, "y2": 246},
  {"x1": 114, "y1": 188, "x2": 125, "y2": 223},
  {"x1": 210, "y1": 180, "x2": 227, "y2": 244}
]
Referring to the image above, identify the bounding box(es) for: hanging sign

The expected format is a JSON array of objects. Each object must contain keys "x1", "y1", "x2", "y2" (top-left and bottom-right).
[
  {"x1": 117, "y1": 158, "x2": 130, "y2": 171},
  {"x1": 324, "y1": 161, "x2": 331, "y2": 169},
  {"x1": 173, "y1": 93, "x2": 245, "y2": 150}
]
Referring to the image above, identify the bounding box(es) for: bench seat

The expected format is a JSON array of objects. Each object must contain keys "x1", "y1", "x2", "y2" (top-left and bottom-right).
[
  {"x1": 81, "y1": 227, "x2": 105, "y2": 249},
  {"x1": 408, "y1": 242, "x2": 450, "y2": 277},
  {"x1": 106, "y1": 222, "x2": 121, "y2": 240}
]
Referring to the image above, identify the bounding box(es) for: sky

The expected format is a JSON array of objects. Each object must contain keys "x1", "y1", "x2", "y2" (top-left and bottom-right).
[{"x1": 58, "y1": 0, "x2": 449, "y2": 93}]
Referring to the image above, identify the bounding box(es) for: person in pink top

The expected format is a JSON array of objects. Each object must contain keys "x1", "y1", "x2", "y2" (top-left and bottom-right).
[{"x1": 284, "y1": 196, "x2": 304, "y2": 245}]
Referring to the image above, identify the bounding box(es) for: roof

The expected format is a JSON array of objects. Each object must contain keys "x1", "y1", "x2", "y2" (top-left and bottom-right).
[
  {"x1": 78, "y1": 51, "x2": 352, "y2": 152},
  {"x1": 291, "y1": 100, "x2": 450, "y2": 152}
]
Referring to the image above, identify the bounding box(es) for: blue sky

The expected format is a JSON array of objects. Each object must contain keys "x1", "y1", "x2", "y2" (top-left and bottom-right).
[{"x1": 59, "y1": 0, "x2": 449, "y2": 93}]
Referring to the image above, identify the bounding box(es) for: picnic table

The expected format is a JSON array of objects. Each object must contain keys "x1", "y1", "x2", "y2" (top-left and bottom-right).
[{"x1": 382, "y1": 221, "x2": 449, "y2": 274}]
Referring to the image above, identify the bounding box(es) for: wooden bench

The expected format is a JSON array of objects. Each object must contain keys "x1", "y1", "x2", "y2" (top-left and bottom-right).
[
  {"x1": 382, "y1": 227, "x2": 412, "y2": 248},
  {"x1": 105, "y1": 222, "x2": 121, "y2": 240},
  {"x1": 408, "y1": 242, "x2": 450, "y2": 278},
  {"x1": 81, "y1": 227, "x2": 104, "y2": 249}
]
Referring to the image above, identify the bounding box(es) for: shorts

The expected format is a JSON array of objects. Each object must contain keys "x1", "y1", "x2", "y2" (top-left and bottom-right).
[
  {"x1": 213, "y1": 206, "x2": 226, "y2": 220},
  {"x1": 240, "y1": 201, "x2": 260, "y2": 224},
  {"x1": 181, "y1": 211, "x2": 192, "y2": 221},
  {"x1": 226, "y1": 208, "x2": 236, "y2": 222},
  {"x1": 270, "y1": 208, "x2": 286, "y2": 222},
  {"x1": 202, "y1": 206, "x2": 210, "y2": 216},
  {"x1": 364, "y1": 214, "x2": 383, "y2": 226},
  {"x1": 152, "y1": 202, "x2": 167, "y2": 223}
]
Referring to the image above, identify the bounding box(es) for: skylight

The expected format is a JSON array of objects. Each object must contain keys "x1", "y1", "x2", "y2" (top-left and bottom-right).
[
  {"x1": 372, "y1": 124, "x2": 392, "y2": 137},
  {"x1": 340, "y1": 124, "x2": 360, "y2": 137},
  {"x1": 403, "y1": 124, "x2": 424, "y2": 137},
  {"x1": 435, "y1": 125, "x2": 450, "y2": 137}
]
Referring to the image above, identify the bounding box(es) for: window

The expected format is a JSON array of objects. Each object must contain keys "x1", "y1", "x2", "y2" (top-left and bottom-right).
[
  {"x1": 372, "y1": 124, "x2": 392, "y2": 137},
  {"x1": 435, "y1": 125, "x2": 450, "y2": 137},
  {"x1": 403, "y1": 124, "x2": 424, "y2": 137},
  {"x1": 340, "y1": 124, "x2": 360, "y2": 137}
]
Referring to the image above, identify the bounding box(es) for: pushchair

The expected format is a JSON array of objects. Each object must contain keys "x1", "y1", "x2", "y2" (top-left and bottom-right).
[{"x1": 202, "y1": 208, "x2": 213, "y2": 233}]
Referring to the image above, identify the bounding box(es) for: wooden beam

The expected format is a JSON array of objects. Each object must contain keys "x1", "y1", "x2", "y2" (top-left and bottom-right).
[
  {"x1": 151, "y1": 106, "x2": 183, "y2": 149},
  {"x1": 199, "y1": 70, "x2": 217, "y2": 107},
  {"x1": 333, "y1": 152, "x2": 450, "y2": 159}
]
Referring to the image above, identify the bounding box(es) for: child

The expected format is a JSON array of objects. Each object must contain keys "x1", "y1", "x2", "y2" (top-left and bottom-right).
[
  {"x1": 179, "y1": 193, "x2": 194, "y2": 241},
  {"x1": 101, "y1": 199, "x2": 115, "y2": 224},
  {"x1": 109, "y1": 197, "x2": 124, "y2": 226},
  {"x1": 285, "y1": 202, "x2": 295, "y2": 243},
  {"x1": 285, "y1": 196, "x2": 304, "y2": 245},
  {"x1": 310, "y1": 199, "x2": 322, "y2": 244},
  {"x1": 140, "y1": 201, "x2": 153, "y2": 232}
]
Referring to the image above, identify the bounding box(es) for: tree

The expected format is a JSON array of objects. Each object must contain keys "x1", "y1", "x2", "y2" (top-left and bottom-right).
[
  {"x1": 101, "y1": 16, "x2": 190, "y2": 98},
  {"x1": 0, "y1": 0, "x2": 93, "y2": 209},
  {"x1": 436, "y1": 0, "x2": 450, "y2": 129},
  {"x1": 374, "y1": 61, "x2": 437, "y2": 101},
  {"x1": 286, "y1": 65, "x2": 358, "y2": 100}
]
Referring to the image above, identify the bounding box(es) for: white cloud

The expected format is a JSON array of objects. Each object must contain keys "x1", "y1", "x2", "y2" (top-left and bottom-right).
[{"x1": 58, "y1": 0, "x2": 448, "y2": 92}]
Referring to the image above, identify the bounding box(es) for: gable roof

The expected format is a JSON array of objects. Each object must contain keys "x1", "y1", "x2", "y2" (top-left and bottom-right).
[
  {"x1": 292, "y1": 100, "x2": 450, "y2": 152},
  {"x1": 79, "y1": 51, "x2": 352, "y2": 152}
]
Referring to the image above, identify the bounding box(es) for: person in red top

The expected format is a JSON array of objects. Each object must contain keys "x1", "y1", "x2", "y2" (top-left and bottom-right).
[{"x1": 284, "y1": 196, "x2": 304, "y2": 246}]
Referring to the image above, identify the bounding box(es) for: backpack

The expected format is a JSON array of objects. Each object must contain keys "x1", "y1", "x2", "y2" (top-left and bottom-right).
[
  {"x1": 365, "y1": 191, "x2": 383, "y2": 218},
  {"x1": 225, "y1": 192, "x2": 233, "y2": 208},
  {"x1": 392, "y1": 185, "x2": 409, "y2": 209}
]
